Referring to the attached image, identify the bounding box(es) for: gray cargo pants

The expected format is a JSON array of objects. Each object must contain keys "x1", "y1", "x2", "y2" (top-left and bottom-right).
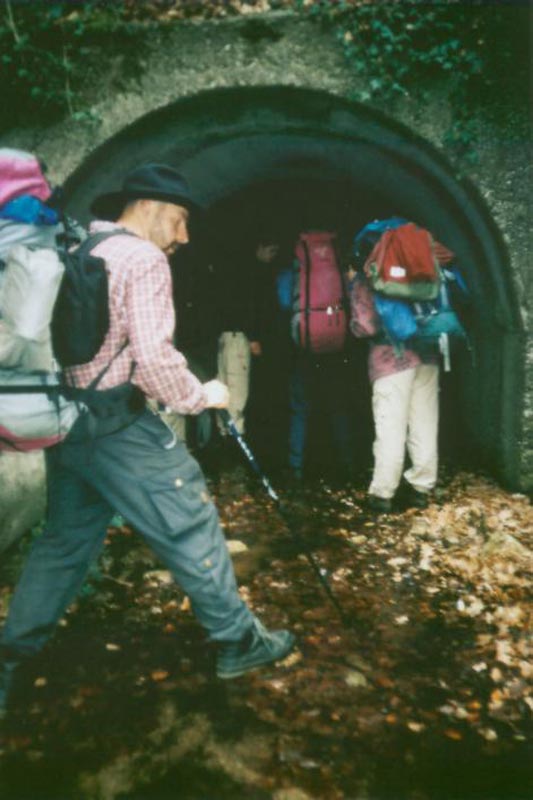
[{"x1": 1, "y1": 409, "x2": 254, "y2": 659}]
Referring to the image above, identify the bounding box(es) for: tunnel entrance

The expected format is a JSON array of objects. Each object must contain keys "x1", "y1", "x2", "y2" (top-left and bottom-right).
[
  {"x1": 63, "y1": 86, "x2": 525, "y2": 488},
  {"x1": 199, "y1": 176, "x2": 471, "y2": 479}
]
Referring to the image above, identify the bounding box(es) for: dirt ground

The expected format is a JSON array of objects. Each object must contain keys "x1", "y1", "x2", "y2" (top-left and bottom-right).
[{"x1": 0, "y1": 458, "x2": 531, "y2": 800}]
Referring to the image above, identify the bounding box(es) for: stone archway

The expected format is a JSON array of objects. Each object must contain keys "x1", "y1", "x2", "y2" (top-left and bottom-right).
[{"x1": 64, "y1": 86, "x2": 525, "y2": 489}]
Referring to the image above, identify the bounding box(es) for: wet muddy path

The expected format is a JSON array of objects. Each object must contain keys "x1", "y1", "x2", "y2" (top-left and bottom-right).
[{"x1": 0, "y1": 462, "x2": 531, "y2": 800}]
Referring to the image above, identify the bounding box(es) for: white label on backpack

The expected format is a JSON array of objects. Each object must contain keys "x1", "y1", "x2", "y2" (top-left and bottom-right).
[{"x1": 390, "y1": 265, "x2": 406, "y2": 278}]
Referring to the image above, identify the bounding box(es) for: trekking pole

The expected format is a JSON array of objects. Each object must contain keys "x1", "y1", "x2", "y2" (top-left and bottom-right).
[{"x1": 217, "y1": 409, "x2": 350, "y2": 627}]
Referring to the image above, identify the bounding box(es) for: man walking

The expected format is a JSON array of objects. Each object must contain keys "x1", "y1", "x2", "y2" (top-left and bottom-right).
[{"x1": 0, "y1": 164, "x2": 295, "y2": 717}]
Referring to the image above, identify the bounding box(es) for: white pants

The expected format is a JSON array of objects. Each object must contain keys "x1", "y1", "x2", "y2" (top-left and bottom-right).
[
  {"x1": 369, "y1": 364, "x2": 439, "y2": 499},
  {"x1": 217, "y1": 332, "x2": 251, "y2": 435}
]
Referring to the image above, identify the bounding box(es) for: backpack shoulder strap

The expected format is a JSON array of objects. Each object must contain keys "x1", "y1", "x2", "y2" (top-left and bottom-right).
[
  {"x1": 86, "y1": 339, "x2": 130, "y2": 391},
  {"x1": 70, "y1": 228, "x2": 135, "y2": 259}
]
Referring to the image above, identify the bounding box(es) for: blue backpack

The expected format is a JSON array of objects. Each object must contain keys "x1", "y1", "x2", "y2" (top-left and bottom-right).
[
  {"x1": 373, "y1": 267, "x2": 470, "y2": 370},
  {"x1": 374, "y1": 295, "x2": 418, "y2": 342},
  {"x1": 276, "y1": 263, "x2": 296, "y2": 312},
  {"x1": 413, "y1": 269, "x2": 468, "y2": 341}
]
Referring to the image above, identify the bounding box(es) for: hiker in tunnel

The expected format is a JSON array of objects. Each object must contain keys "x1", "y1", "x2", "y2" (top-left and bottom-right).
[
  {"x1": 0, "y1": 164, "x2": 296, "y2": 718},
  {"x1": 279, "y1": 230, "x2": 357, "y2": 484},
  {"x1": 245, "y1": 233, "x2": 293, "y2": 470},
  {"x1": 349, "y1": 220, "x2": 458, "y2": 513},
  {"x1": 212, "y1": 238, "x2": 256, "y2": 440}
]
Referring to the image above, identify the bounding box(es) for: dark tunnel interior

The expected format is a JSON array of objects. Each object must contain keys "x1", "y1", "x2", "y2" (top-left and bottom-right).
[{"x1": 168, "y1": 175, "x2": 469, "y2": 480}]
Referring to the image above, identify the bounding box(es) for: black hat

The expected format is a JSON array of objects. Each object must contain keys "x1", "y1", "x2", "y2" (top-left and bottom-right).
[{"x1": 90, "y1": 163, "x2": 202, "y2": 220}]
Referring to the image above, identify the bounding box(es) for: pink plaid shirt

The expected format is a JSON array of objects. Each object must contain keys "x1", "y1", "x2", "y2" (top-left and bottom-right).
[{"x1": 65, "y1": 221, "x2": 207, "y2": 415}]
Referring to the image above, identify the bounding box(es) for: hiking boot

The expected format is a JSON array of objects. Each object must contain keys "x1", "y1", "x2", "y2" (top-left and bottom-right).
[
  {"x1": 0, "y1": 659, "x2": 21, "y2": 720},
  {"x1": 216, "y1": 617, "x2": 296, "y2": 680},
  {"x1": 367, "y1": 494, "x2": 393, "y2": 514},
  {"x1": 399, "y1": 483, "x2": 430, "y2": 510}
]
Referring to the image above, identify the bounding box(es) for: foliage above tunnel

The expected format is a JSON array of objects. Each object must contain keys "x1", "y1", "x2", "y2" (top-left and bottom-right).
[
  {"x1": 299, "y1": 0, "x2": 529, "y2": 156},
  {"x1": 0, "y1": 0, "x2": 529, "y2": 150}
]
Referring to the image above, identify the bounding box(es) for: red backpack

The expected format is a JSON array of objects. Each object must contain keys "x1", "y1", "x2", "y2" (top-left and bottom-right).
[
  {"x1": 291, "y1": 231, "x2": 347, "y2": 354},
  {"x1": 364, "y1": 222, "x2": 441, "y2": 301}
]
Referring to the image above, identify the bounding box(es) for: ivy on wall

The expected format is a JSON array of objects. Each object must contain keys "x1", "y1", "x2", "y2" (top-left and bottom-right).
[
  {"x1": 298, "y1": 0, "x2": 529, "y2": 158},
  {"x1": 0, "y1": 1, "x2": 154, "y2": 129},
  {"x1": 0, "y1": 0, "x2": 529, "y2": 156}
]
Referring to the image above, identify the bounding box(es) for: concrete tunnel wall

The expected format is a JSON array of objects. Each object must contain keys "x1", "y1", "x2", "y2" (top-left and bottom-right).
[{"x1": 63, "y1": 86, "x2": 524, "y2": 488}]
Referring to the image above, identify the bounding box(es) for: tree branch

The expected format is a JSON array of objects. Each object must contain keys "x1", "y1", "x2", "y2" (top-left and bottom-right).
[
  {"x1": 63, "y1": 45, "x2": 75, "y2": 116},
  {"x1": 4, "y1": 0, "x2": 21, "y2": 45}
]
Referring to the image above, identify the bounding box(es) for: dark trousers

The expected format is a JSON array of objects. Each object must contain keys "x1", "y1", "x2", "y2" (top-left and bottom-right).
[
  {"x1": 289, "y1": 353, "x2": 356, "y2": 472},
  {"x1": 1, "y1": 410, "x2": 253, "y2": 659}
]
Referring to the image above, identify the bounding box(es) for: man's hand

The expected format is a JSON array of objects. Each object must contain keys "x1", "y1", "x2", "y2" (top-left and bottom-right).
[
  {"x1": 250, "y1": 340, "x2": 262, "y2": 356},
  {"x1": 203, "y1": 379, "x2": 230, "y2": 409}
]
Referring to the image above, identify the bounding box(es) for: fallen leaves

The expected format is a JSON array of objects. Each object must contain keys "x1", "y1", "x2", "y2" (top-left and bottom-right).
[
  {"x1": 456, "y1": 596, "x2": 485, "y2": 617},
  {"x1": 344, "y1": 670, "x2": 368, "y2": 689},
  {"x1": 136, "y1": 468, "x2": 532, "y2": 769},
  {"x1": 406, "y1": 721, "x2": 426, "y2": 733},
  {"x1": 226, "y1": 539, "x2": 249, "y2": 554},
  {"x1": 394, "y1": 615, "x2": 409, "y2": 625},
  {"x1": 144, "y1": 570, "x2": 173, "y2": 587},
  {"x1": 282, "y1": 651, "x2": 303, "y2": 669},
  {"x1": 443, "y1": 728, "x2": 463, "y2": 741},
  {"x1": 0, "y1": 468, "x2": 530, "y2": 799},
  {"x1": 150, "y1": 669, "x2": 170, "y2": 682},
  {"x1": 478, "y1": 727, "x2": 498, "y2": 742},
  {"x1": 179, "y1": 596, "x2": 191, "y2": 612}
]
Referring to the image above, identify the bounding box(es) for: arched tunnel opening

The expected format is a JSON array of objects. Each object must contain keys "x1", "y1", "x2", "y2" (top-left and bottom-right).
[
  {"x1": 63, "y1": 86, "x2": 525, "y2": 489},
  {"x1": 175, "y1": 174, "x2": 473, "y2": 480}
]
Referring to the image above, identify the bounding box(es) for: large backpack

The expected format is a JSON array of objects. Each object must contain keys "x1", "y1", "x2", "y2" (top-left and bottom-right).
[
  {"x1": 0, "y1": 226, "x2": 134, "y2": 451},
  {"x1": 289, "y1": 231, "x2": 347, "y2": 354},
  {"x1": 1, "y1": 228, "x2": 129, "y2": 370},
  {"x1": 0, "y1": 369, "x2": 80, "y2": 452},
  {"x1": 364, "y1": 222, "x2": 441, "y2": 301},
  {"x1": 371, "y1": 267, "x2": 470, "y2": 371},
  {"x1": 0, "y1": 245, "x2": 64, "y2": 372},
  {"x1": 0, "y1": 239, "x2": 77, "y2": 450}
]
